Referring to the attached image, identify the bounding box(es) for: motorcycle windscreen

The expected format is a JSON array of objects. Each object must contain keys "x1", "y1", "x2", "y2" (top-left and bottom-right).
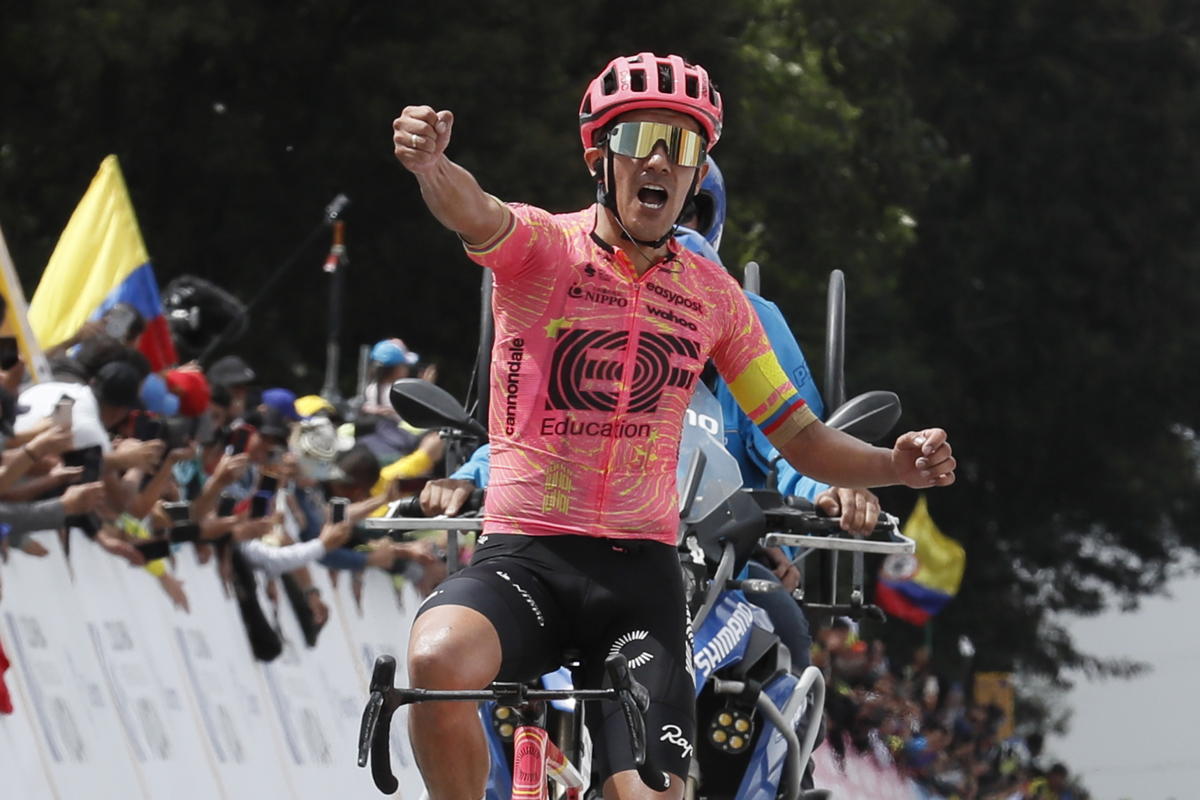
[{"x1": 677, "y1": 381, "x2": 743, "y2": 524}]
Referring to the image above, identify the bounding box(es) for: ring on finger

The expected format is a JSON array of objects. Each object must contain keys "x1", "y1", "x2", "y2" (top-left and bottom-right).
[{"x1": 411, "y1": 133, "x2": 419, "y2": 148}]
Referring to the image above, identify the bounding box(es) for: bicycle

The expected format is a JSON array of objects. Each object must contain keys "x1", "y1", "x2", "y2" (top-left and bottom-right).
[{"x1": 358, "y1": 652, "x2": 670, "y2": 799}]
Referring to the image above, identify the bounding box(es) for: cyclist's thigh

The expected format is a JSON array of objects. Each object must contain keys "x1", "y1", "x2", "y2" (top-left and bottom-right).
[
  {"x1": 579, "y1": 542, "x2": 695, "y2": 782},
  {"x1": 417, "y1": 534, "x2": 565, "y2": 681}
]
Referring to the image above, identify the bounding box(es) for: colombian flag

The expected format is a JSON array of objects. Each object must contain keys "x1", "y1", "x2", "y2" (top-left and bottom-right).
[
  {"x1": 28, "y1": 156, "x2": 177, "y2": 370},
  {"x1": 876, "y1": 495, "x2": 965, "y2": 626}
]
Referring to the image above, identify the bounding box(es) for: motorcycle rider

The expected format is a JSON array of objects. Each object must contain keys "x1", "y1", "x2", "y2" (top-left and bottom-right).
[{"x1": 392, "y1": 52, "x2": 954, "y2": 800}]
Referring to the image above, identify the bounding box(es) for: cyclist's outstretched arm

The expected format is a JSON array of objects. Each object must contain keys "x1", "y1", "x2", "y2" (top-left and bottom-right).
[
  {"x1": 393, "y1": 105, "x2": 510, "y2": 246},
  {"x1": 777, "y1": 421, "x2": 955, "y2": 490}
]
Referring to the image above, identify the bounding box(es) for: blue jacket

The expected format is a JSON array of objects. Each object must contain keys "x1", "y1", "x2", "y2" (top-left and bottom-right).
[
  {"x1": 715, "y1": 292, "x2": 825, "y2": 496},
  {"x1": 450, "y1": 443, "x2": 491, "y2": 485}
]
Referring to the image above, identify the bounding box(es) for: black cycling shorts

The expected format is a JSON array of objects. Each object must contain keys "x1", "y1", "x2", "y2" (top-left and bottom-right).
[{"x1": 418, "y1": 533, "x2": 696, "y2": 783}]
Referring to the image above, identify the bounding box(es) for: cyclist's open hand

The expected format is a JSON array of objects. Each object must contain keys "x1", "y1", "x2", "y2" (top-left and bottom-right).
[
  {"x1": 419, "y1": 478, "x2": 475, "y2": 517},
  {"x1": 394, "y1": 106, "x2": 454, "y2": 173},
  {"x1": 892, "y1": 428, "x2": 955, "y2": 488}
]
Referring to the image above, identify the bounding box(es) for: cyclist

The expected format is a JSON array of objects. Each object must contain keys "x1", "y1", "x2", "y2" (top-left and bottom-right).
[
  {"x1": 392, "y1": 52, "x2": 955, "y2": 800},
  {"x1": 423, "y1": 156, "x2": 873, "y2": 671}
]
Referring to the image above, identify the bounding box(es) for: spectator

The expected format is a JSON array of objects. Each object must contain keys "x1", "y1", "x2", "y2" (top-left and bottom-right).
[
  {"x1": 1025, "y1": 763, "x2": 1075, "y2": 800},
  {"x1": 361, "y1": 338, "x2": 433, "y2": 418},
  {"x1": 300, "y1": 444, "x2": 436, "y2": 573},
  {"x1": 206, "y1": 354, "x2": 256, "y2": 419},
  {"x1": 260, "y1": 387, "x2": 303, "y2": 424},
  {"x1": 43, "y1": 302, "x2": 146, "y2": 360},
  {"x1": 164, "y1": 368, "x2": 211, "y2": 418}
]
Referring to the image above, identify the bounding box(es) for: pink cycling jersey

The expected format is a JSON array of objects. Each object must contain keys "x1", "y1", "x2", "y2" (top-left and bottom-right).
[{"x1": 466, "y1": 203, "x2": 817, "y2": 545}]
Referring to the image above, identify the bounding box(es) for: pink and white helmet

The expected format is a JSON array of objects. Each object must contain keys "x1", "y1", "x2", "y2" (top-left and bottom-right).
[{"x1": 579, "y1": 53, "x2": 723, "y2": 151}]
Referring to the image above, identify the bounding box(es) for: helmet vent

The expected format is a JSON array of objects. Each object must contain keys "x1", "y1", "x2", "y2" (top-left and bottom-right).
[
  {"x1": 631, "y1": 68, "x2": 646, "y2": 92},
  {"x1": 658, "y1": 63, "x2": 674, "y2": 94},
  {"x1": 685, "y1": 74, "x2": 698, "y2": 98},
  {"x1": 602, "y1": 68, "x2": 618, "y2": 96}
]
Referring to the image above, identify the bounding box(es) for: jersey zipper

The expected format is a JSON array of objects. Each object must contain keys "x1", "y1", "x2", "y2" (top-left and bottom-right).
[{"x1": 594, "y1": 256, "x2": 664, "y2": 527}]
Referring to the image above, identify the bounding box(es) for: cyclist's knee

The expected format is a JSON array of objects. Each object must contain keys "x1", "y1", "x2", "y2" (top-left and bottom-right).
[{"x1": 408, "y1": 604, "x2": 502, "y2": 690}]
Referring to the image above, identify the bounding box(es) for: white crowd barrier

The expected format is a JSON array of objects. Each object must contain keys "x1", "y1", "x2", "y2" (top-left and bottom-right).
[
  {"x1": 812, "y1": 741, "x2": 927, "y2": 800},
  {"x1": 0, "y1": 530, "x2": 424, "y2": 800}
]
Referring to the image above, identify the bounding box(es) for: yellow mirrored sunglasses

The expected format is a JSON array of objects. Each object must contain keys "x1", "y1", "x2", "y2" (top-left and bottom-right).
[{"x1": 604, "y1": 121, "x2": 707, "y2": 168}]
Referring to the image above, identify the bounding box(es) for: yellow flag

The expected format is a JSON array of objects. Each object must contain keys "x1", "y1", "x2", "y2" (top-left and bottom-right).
[
  {"x1": 904, "y1": 494, "x2": 966, "y2": 597},
  {"x1": 0, "y1": 223, "x2": 53, "y2": 382},
  {"x1": 28, "y1": 155, "x2": 150, "y2": 349}
]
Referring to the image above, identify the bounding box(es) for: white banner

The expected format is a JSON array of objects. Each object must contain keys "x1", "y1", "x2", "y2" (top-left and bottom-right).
[
  {"x1": 169, "y1": 547, "x2": 295, "y2": 800},
  {"x1": 0, "y1": 532, "x2": 148, "y2": 799},
  {"x1": 69, "y1": 531, "x2": 224, "y2": 800},
  {"x1": 257, "y1": 569, "x2": 367, "y2": 800},
  {"x1": 332, "y1": 569, "x2": 425, "y2": 799},
  {"x1": 0, "y1": 686, "x2": 56, "y2": 800}
]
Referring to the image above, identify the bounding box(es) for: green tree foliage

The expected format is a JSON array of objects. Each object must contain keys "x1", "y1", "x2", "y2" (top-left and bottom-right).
[
  {"x1": 3, "y1": 0, "x2": 1199, "y2": 689},
  {"x1": 800, "y1": 0, "x2": 1200, "y2": 681}
]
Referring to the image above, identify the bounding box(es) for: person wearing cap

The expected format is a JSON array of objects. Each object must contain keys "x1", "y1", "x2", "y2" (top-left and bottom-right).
[
  {"x1": 164, "y1": 368, "x2": 211, "y2": 418},
  {"x1": 140, "y1": 373, "x2": 181, "y2": 417},
  {"x1": 362, "y1": 338, "x2": 435, "y2": 418},
  {"x1": 295, "y1": 394, "x2": 337, "y2": 421},
  {"x1": 260, "y1": 387, "x2": 303, "y2": 423},
  {"x1": 206, "y1": 354, "x2": 256, "y2": 418},
  {"x1": 215, "y1": 405, "x2": 295, "y2": 506}
]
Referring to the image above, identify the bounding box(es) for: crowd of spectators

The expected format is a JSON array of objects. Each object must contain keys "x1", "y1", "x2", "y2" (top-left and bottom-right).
[
  {"x1": 0, "y1": 294, "x2": 1088, "y2": 799},
  {"x1": 815, "y1": 621, "x2": 1085, "y2": 800},
  {"x1": 0, "y1": 294, "x2": 446, "y2": 658}
]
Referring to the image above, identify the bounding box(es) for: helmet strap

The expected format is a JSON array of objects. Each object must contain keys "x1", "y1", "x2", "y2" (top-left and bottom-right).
[{"x1": 597, "y1": 149, "x2": 703, "y2": 250}]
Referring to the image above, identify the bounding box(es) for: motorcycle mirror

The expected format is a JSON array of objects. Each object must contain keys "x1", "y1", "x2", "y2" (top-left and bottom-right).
[
  {"x1": 389, "y1": 378, "x2": 488, "y2": 440},
  {"x1": 824, "y1": 391, "x2": 902, "y2": 443}
]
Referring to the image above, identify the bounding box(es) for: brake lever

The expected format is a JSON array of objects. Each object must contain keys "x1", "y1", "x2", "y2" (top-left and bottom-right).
[
  {"x1": 357, "y1": 690, "x2": 384, "y2": 768},
  {"x1": 359, "y1": 655, "x2": 401, "y2": 794},
  {"x1": 605, "y1": 655, "x2": 670, "y2": 793}
]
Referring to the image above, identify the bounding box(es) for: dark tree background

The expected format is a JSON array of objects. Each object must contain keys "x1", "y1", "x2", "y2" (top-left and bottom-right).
[{"x1": 4, "y1": 0, "x2": 1200, "y2": 713}]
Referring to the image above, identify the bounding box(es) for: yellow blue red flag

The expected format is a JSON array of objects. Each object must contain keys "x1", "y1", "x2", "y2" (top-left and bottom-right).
[
  {"x1": 876, "y1": 494, "x2": 965, "y2": 625},
  {"x1": 28, "y1": 155, "x2": 177, "y2": 370}
]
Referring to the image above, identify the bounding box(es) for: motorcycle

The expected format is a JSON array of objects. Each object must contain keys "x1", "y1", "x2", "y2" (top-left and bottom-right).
[
  {"x1": 673, "y1": 379, "x2": 914, "y2": 800},
  {"x1": 372, "y1": 375, "x2": 915, "y2": 800}
]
